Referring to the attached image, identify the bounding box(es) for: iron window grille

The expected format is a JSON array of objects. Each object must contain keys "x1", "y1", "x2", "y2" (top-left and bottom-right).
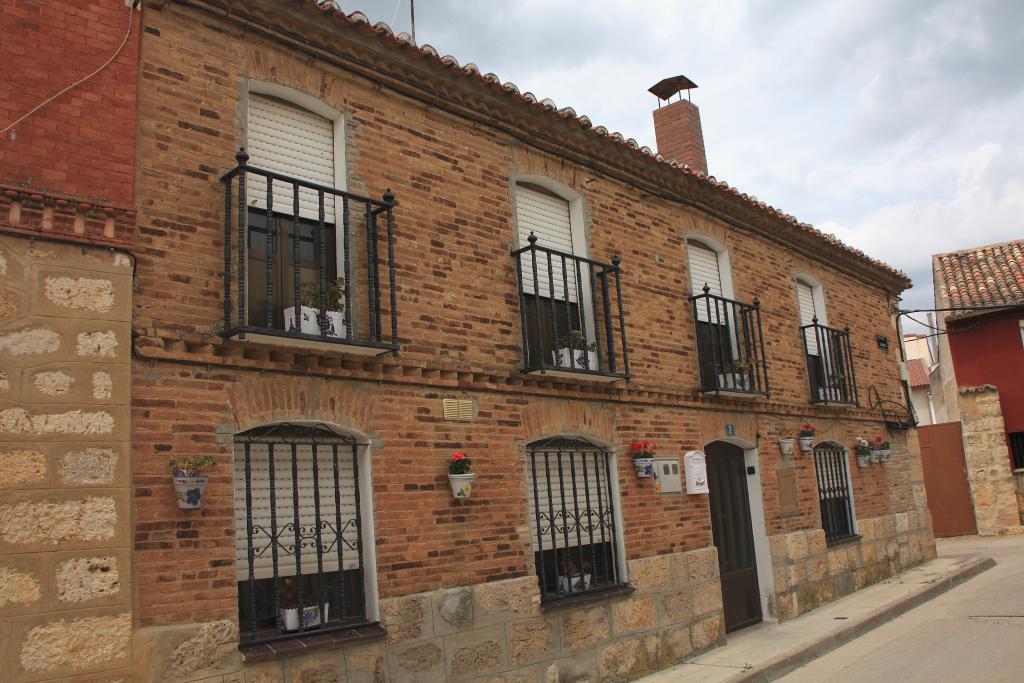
[
  {"x1": 512, "y1": 233, "x2": 630, "y2": 380},
  {"x1": 526, "y1": 437, "x2": 623, "y2": 602},
  {"x1": 813, "y1": 444, "x2": 857, "y2": 544},
  {"x1": 234, "y1": 423, "x2": 370, "y2": 647},
  {"x1": 800, "y1": 320, "x2": 858, "y2": 405},
  {"x1": 1009, "y1": 432, "x2": 1024, "y2": 470},
  {"x1": 220, "y1": 149, "x2": 398, "y2": 355},
  {"x1": 689, "y1": 285, "x2": 770, "y2": 396}
]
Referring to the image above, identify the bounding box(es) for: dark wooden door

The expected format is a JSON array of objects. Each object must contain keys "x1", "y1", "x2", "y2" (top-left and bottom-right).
[
  {"x1": 919, "y1": 422, "x2": 977, "y2": 537},
  {"x1": 706, "y1": 442, "x2": 762, "y2": 632}
]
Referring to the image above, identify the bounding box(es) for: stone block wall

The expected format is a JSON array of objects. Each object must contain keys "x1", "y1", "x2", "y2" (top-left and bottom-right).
[
  {"x1": 959, "y1": 385, "x2": 1024, "y2": 536},
  {"x1": 0, "y1": 235, "x2": 134, "y2": 682},
  {"x1": 133, "y1": 546, "x2": 724, "y2": 683},
  {"x1": 768, "y1": 509, "x2": 936, "y2": 621}
]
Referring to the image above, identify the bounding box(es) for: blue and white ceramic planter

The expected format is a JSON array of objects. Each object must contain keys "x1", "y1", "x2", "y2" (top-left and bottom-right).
[
  {"x1": 173, "y1": 475, "x2": 208, "y2": 509},
  {"x1": 633, "y1": 457, "x2": 655, "y2": 478}
]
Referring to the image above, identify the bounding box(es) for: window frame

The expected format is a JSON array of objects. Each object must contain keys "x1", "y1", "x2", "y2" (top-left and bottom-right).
[
  {"x1": 812, "y1": 441, "x2": 858, "y2": 544},
  {"x1": 232, "y1": 422, "x2": 379, "y2": 648},
  {"x1": 524, "y1": 435, "x2": 630, "y2": 606}
]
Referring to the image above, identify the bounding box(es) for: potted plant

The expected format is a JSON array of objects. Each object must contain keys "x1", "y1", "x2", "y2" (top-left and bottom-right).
[
  {"x1": 278, "y1": 576, "x2": 329, "y2": 632},
  {"x1": 557, "y1": 559, "x2": 592, "y2": 594},
  {"x1": 719, "y1": 358, "x2": 753, "y2": 390},
  {"x1": 553, "y1": 330, "x2": 598, "y2": 370},
  {"x1": 284, "y1": 277, "x2": 346, "y2": 338},
  {"x1": 875, "y1": 438, "x2": 892, "y2": 463},
  {"x1": 169, "y1": 455, "x2": 215, "y2": 509},
  {"x1": 447, "y1": 451, "x2": 475, "y2": 499},
  {"x1": 855, "y1": 438, "x2": 872, "y2": 468},
  {"x1": 630, "y1": 439, "x2": 657, "y2": 478},
  {"x1": 778, "y1": 437, "x2": 795, "y2": 455},
  {"x1": 820, "y1": 371, "x2": 845, "y2": 402},
  {"x1": 798, "y1": 424, "x2": 816, "y2": 453}
]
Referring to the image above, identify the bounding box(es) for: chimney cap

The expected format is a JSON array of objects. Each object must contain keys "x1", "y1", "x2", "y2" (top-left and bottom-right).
[{"x1": 648, "y1": 75, "x2": 698, "y2": 101}]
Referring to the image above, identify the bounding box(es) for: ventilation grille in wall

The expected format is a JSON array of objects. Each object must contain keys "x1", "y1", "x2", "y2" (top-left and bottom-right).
[{"x1": 442, "y1": 399, "x2": 475, "y2": 422}]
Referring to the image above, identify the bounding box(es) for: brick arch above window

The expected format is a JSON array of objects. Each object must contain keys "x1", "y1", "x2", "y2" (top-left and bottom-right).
[
  {"x1": 227, "y1": 377, "x2": 378, "y2": 438},
  {"x1": 519, "y1": 399, "x2": 615, "y2": 449}
]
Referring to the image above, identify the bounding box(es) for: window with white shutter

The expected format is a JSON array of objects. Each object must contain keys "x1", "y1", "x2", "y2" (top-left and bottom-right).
[
  {"x1": 517, "y1": 183, "x2": 578, "y2": 301},
  {"x1": 233, "y1": 424, "x2": 370, "y2": 645},
  {"x1": 526, "y1": 437, "x2": 622, "y2": 601},
  {"x1": 797, "y1": 280, "x2": 820, "y2": 355}
]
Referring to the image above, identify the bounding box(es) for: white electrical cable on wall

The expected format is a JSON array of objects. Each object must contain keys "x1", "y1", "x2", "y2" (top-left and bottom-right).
[{"x1": 1, "y1": 2, "x2": 136, "y2": 137}]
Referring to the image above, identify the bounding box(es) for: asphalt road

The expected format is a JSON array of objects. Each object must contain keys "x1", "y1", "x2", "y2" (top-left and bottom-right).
[{"x1": 780, "y1": 534, "x2": 1024, "y2": 683}]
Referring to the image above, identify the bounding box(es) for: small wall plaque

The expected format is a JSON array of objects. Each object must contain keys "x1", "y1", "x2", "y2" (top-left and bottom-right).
[
  {"x1": 876, "y1": 334, "x2": 889, "y2": 351},
  {"x1": 725, "y1": 424, "x2": 736, "y2": 437}
]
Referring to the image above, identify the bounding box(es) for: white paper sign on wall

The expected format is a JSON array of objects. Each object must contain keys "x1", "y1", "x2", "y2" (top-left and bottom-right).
[{"x1": 684, "y1": 451, "x2": 709, "y2": 494}]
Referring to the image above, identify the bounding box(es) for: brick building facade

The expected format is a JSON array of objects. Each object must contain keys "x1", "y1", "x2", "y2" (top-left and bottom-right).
[{"x1": 2, "y1": 1, "x2": 935, "y2": 681}]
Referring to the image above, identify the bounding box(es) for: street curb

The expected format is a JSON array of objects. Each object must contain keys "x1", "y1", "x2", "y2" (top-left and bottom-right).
[{"x1": 728, "y1": 556, "x2": 996, "y2": 682}]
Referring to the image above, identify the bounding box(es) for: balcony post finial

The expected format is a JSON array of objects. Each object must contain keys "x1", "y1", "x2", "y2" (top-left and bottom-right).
[
  {"x1": 383, "y1": 188, "x2": 395, "y2": 204},
  {"x1": 611, "y1": 254, "x2": 621, "y2": 268},
  {"x1": 703, "y1": 283, "x2": 711, "y2": 294},
  {"x1": 812, "y1": 316, "x2": 818, "y2": 324},
  {"x1": 527, "y1": 231, "x2": 537, "y2": 245},
  {"x1": 235, "y1": 147, "x2": 249, "y2": 164},
  {"x1": 753, "y1": 297, "x2": 761, "y2": 308}
]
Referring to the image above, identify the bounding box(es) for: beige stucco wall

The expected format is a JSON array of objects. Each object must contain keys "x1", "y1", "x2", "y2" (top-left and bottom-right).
[{"x1": 0, "y1": 235, "x2": 134, "y2": 682}]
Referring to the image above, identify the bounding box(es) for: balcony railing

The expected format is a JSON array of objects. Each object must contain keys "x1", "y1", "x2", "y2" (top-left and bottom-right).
[
  {"x1": 512, "y1": 233, "x2": 629, "y2": 381},
  {"x1": 689, "y1": 286, "x2": 770, "y2": 396},
  {"x1": 220, "y1": 149, "x2": 398, "y2": 355},
  {"x1": 801, "y1": 320, "x2": 858, "y2": 405}
]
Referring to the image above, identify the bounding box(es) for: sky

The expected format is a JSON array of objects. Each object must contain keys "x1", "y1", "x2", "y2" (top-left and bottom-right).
[{"x1": 342, "y1": 0, "x2": 1023, "y2": 330}]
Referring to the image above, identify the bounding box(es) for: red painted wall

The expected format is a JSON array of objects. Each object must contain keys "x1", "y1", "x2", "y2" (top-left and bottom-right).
[
  {"x1": 948, "y1": 313, "x2": 1024, "y2": 433},
  {"x1": 0, "y1": 0, "x2": 139, "y2": 207}
]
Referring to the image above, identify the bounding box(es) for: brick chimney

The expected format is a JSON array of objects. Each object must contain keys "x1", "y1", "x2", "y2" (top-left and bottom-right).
[{"x1": 649, "y1": 75, "x2": 707, "y2": 175}]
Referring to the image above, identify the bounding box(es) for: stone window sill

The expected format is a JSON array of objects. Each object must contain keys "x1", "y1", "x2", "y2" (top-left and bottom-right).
[
  {"x1": 540, "y1": 583, "x2": 635, "y2": 611},
  {"x1": 826, "y1": 534, "x2": 862, "y2": 548},
  {"x1": 238, "y1": 623, "x2": 387, "y2": 663}
]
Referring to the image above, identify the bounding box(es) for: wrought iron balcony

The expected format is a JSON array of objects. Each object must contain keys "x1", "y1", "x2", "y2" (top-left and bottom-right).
[
  {"x1": 512, "y1": 234, "x2": 630, "y2": 381},
  {"x1": 689, "y1": 286, "x2": 770, "y2": 396},
  {"x1": 800, "y1": 320, "x2": 858, "y2": 405},
  {"x1": 220, "y1": 149, "x2": 398, "y2": 355}
]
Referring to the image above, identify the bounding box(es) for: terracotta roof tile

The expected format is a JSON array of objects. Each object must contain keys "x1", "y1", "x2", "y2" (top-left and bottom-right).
[
  {"x1": 934, "y1": 238, "x2": 1024, "y2": 315},
  {"x1": 299, "y1": 1, "x2": 909, "y2": 285},
  {"x1": 905, "y1": 358, "x2": 930, "y2": 388}
]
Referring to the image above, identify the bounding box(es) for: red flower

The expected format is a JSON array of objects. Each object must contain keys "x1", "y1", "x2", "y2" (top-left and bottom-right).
[
  {"x1": 642, "y1": 439, "x2": 650, "y2": 448},
  {"x1": 451, "y1": 451, "x2": 466, "y2": 461},
  {"x1": 630, "y1": 440, "x2": 641, "y2": 451},
  {"x1": 874, "y1": 436, "x2": 883, "y2": 444}
]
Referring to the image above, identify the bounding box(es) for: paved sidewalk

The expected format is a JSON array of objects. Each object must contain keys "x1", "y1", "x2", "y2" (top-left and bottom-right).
[{"x1": 639, "y1": 553, "x2": 993, "y2": 683}]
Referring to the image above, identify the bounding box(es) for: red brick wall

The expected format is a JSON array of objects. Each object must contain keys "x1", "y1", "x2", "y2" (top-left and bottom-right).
[
  {"x1": 0, "y1": 0, "x2": 139, "y2": 206},
  {"x1": 129, "y1": 2, "x2": 920, "y2": 627}
]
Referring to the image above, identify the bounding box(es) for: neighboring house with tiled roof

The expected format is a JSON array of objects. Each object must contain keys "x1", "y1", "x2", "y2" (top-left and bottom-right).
[
  {"x1": 903, "y1": 355, "x2": 935, "y2": 425},
  {"x1": 930, "y1": 238, "x2": 1024, "y2": 465}
]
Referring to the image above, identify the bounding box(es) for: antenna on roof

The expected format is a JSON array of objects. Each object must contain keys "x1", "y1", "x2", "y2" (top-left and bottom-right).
[{"x1": 411, "y1": 0, "x2": 416, "y2": 44}]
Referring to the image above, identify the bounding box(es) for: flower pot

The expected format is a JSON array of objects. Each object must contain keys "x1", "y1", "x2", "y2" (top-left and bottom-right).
[
  {"x1": 880, "y1": 449, "x2": 892, "y2": 463},
  {"x1": 557, "y1": 573, "x2": 591, "y2": 594},
  {"x1": 279, "y1": 602, "x2": 329, "y2": 632},
  {"x1": 173, "y1": 475, "x2": 208, "y2": 509},
  {"x1": 553, "y1": 347, "x2": 598, "y2": 370},
  {"x1": 798, "y1": 436, "x2": 814, "y2": 453},
  {"x1": 778, "y1": 438, "x2": 795, "y2": 455},
  {"x1": 717, "y1": 373, "x2": 749, "y2": 391},
  {"x1": 869, "y1": 451, "x2": 880, "y2": 464},
  {"x1": 818, "y1": 387, "x2": 843, "y2": 402},
  {"x1": 284, "y1": 306, "x2": 346, "y2": 338},
  {"x1": 448, "y1": 473, "x2": 476, "y2": 499},
  {"x1": 633, "y1": 457, "x2": 655, "y2": 478},
  {"x1": 857, "y1": 454, "x2": 870, "y2": 468}
]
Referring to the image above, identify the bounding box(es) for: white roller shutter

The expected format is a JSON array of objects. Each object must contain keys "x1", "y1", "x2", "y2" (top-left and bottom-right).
[
  {"x1": 517, "y1": 184, "x2": 578, "y2": 301},
  {"x1": 526, "y1": 450, "x2": 611, "y2": 552},
  {"x1": 234, "y1": 441, "x2": 359, "y2": 581},
  {"x1": 247, "y1": 94, "x2": 336, "y2": 222},
  {"x1": 688, "y1": 241, "x2": 723, "y2": 322},
  {"x1": 797, "y1": 281, "x2": 820, "y2": 354}
]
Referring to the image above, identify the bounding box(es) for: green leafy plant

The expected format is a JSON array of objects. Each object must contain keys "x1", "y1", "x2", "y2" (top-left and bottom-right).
[
  {"x1": 558, "y1": 329, "x2": 596, "y2": 352},
  {"x1": 799, "y1": 423, "x2": 816, "y2": 438},
  {"x1": 854, "y1": 438, "x2": 872, "y2": 456},
  {"x1": 629, "y1": 439, "x2": 657, "y2": 459},
  {"x1": 169, "y1": 455, "x2": 215, "y2": 477},
  {"x1": 299, "y1": 277, "x2": 346, "y2": 312},
  {"x1": 873, "y1": 437, "x2": 890, "y2": 451},
  {"x1": 448, "y1": 451, "x2": 472, "y2": 475}
]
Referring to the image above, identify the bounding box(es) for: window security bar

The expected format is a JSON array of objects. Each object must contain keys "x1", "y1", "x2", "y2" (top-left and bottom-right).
[
  {"x1": 512, "y1": 233, "x2": 629, "y2": 380},
  {"x1": 234, "y1": 423, "x2": 369, "y2": 646},
  {"x1": 800, "y1": 319, "x2": 858, "y2": 406},
  {"x1": 813, "y1": 444, "x2": 856, "y2": 544},
  {"x1": 689, "y1": 285, "x2": 770, "y2": 396},
  {"x1": 220, "y1": 149, "x2": 398, "y2": 354}
]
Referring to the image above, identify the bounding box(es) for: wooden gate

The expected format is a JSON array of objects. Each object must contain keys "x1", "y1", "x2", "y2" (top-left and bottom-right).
[{"x1": 919, "y1": 422, "x2": 977, "y2": 537}]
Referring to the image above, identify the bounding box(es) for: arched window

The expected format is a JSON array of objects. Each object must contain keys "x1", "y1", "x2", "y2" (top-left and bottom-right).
[
  {"x1": 525, "y1": 436, "x2": 623, "y2": 601},
  {"x1": 233, "y1": 423, "x2": 371, "y2": 646},
  {"x1": 812, "y1": 442, "x2": 857, "y2": 543},
  {"x1": 514, "y1": 180, "x2": 599, "y2": 372}
]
